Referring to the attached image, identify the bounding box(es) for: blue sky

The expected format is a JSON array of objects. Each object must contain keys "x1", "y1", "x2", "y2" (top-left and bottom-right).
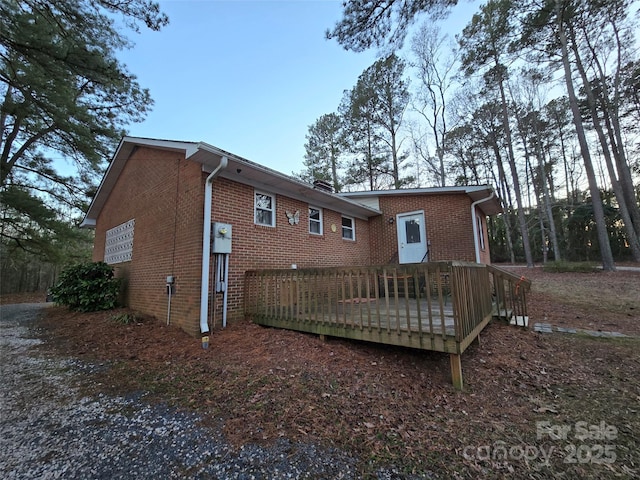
[{"x1": 118, "y1": 0, "x2": 476, "y2": 176}]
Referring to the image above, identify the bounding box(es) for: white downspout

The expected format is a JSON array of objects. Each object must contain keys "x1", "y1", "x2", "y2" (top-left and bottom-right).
[
  {"x1": 200, "y1": 157, "x2": 228, "y2": 336},
  {"x1": 471, "y1": 191, "x2": 495, "y2": 264},
  {"x1": 222, "y1": 253, "x2": 229, "y2": 328}
]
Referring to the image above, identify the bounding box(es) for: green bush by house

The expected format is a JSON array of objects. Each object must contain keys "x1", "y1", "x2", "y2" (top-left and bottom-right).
[{"x1": 50, "y1": 262, "x2": 121, "y2": 312}]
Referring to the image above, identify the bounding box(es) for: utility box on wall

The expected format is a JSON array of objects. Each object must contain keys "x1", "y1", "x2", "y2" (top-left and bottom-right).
[{"x1": 212, "y1": 222, "x2": 232, "y2": 253}]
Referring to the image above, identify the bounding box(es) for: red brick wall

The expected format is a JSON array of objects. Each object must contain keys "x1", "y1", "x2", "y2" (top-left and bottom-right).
[
  {"x1": 94, "y1": 152, "x2": 373, "y2": 335},
  {"x1": 93, "y1": 146, "x2": 492, "y2": 337},
  {"x1": 368, "y1": 194, "x2": 480, "y2": 265},
  {"x1": 209, "y1": 177, "x2": 372, "y2": 326},
  {"x1": 93, "y1": 146, "x2": 205, "y2": 336}
]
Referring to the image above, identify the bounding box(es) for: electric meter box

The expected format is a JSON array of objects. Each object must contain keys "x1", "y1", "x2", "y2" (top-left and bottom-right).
[{"x1": 212, "y1": 222, "x2": 232, "y2": 253}]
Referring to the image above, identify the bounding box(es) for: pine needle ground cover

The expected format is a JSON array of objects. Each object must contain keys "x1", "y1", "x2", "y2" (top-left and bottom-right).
[{"x1": 25, "y1": 267, "x2": 640, "y2": 479}]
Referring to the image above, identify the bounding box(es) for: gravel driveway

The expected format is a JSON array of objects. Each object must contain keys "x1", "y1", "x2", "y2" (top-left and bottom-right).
[{"x1": 0, "y1": 303, "x2": 376, "y2": 479}]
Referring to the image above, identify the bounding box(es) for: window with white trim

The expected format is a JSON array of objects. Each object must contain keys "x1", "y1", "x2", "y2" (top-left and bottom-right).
[
  {"x1": 255, "y1": 191, "x2": 275, "y2": 226},
  {"x1": 104, "y1": 219, "x2": 135, "y2": 264},
  {"x1": 309, "y1": 206, "x2": 322, "y2": 235},
  {"x1": 341, "y1": 216, "x2": 355, "y2": 240}
]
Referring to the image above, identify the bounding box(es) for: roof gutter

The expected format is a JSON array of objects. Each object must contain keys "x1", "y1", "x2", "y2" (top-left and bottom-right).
[
  {"x1": 471, "y1": 190, "x2": 495, "y2": 264},
  {"x1": 199, "y1": 156, "x2": 228, "y2": 339}
]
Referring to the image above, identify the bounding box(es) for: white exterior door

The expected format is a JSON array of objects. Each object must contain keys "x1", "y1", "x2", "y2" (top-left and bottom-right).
[{"x1": 397, "y1": 211, "x2": 428, "y2": 264}]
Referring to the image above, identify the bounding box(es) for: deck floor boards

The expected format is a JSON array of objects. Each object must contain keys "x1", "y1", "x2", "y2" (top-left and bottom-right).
[
  {"x1": 253, "y1": 297, "x2": 464, "y2": 349},
  {"x1": 325, "y1": 297, "x2": 456, "y2": 336}
]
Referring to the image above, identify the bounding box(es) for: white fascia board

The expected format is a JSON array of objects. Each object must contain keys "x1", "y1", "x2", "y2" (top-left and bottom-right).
[
  {"x1": 192, "y1": 146, "x2": 381, "y2": 220},
  {"x1": 122, "y1": 136, "x2": 199, "y2": 155},
  {"x1": 340, "y1": 185, "x2": 501, "y2": 215},
  {"x1": 340, "y1": 186, "x2": 480, "y2": 197},
  {"x1": 79, "y1": 218, "x2": 96, "y2": 228}
]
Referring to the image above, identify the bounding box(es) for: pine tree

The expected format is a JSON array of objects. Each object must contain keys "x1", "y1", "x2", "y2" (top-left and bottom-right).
[{"x1": 0, "y1": 0, "x2": 167, "y2": 271}]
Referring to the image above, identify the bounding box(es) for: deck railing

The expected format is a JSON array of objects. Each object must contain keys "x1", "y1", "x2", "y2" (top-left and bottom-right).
[
  {"x1": 244, "y1": 262, "x2": 530, "y2": 390},
  {"x1": 486, "y1": 265, "x2": 531, "y2": 324},
  {"x1": 244, "y1": 261, "x2": 495, "y2": 353}
]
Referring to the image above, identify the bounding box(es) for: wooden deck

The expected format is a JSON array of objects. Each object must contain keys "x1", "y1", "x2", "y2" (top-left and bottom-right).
[
  {"x1": 244, "y1": 262, "x2": 530, "y2": 389},
  {"x1": 255, "y1": 297, "x2": 462, "y2": 351}
]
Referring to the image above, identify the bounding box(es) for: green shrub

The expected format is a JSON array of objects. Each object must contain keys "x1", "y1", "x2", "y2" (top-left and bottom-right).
[
  {"x1": 50, "y1": 261, "x2": 121, "y2": 312},
  {"x1": 542, "y1": 261, "x2": 599, "y2": 273},
  {"x1": 112, "y1": 312, "x2": 138, "y2": 325}
]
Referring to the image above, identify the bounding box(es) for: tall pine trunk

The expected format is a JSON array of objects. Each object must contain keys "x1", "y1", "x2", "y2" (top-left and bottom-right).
[
  {"x1": 607, "y1": 19, "x2": 640, "y2": 239},
  {"x1": 497, "y1": 77, "x2": 534, "y2": 266},
  {"x1": 569, "y1": 24, "x2": 640, "y2": 261},
  {"x1": 513, "y1": 103, "x2": 562, "y2": 262},
  {"x1": 556, "y1": 1, "x2": 615, "y2": 271},
  {"x1": 489, "y1": 141, "x2": 516, "y2": 263}
]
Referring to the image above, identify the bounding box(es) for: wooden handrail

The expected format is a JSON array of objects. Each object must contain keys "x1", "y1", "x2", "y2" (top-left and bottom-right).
[
  {"x1": 245, "y1": 261, "x2": 498, "y2": 346},
  {"x1": 486, "y1": 265, "x2": 531, "y2": 323},
  {"x1": 244, "y1": 262, "x2": 530, "y2": 390}
]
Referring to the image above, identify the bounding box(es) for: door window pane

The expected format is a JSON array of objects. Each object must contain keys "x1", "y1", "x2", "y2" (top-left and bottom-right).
[{"x1": 406, "y1": 219, "x2": 421, "y2": 244}]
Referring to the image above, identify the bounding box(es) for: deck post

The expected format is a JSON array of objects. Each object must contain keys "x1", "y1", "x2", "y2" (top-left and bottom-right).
[{"x1": 450, "y1": 353, "x2": 464, "y2": 390}]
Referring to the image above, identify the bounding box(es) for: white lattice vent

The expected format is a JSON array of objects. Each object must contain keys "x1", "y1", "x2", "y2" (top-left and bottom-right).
[{"x1": 105, "y1": 219, "x2": 135, "y2": 264}]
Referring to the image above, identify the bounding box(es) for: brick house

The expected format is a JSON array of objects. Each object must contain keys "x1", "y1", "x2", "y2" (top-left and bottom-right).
[{"x1": 82, "y1": 137, "x2": 501, "y2": 337}]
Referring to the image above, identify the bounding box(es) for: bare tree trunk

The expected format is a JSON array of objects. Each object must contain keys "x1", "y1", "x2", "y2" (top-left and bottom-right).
[
  {"x1": 490, "y1": 143, "x2": 516, "y2": 263},
  {"x1": 569, "y1": 24, "x2": 640, "y2": 261},
  {"x1": 548, "y1": 100, "x2": 574, "y2": 254},
  {"x1": 366, "y1": 124, "x2": 375, "y2": 191},
  {"x1": 538, "y1": 155, "x2": 560, "y2": 261},
  {"x1": 538, "y1": 205, "x2": 548, "y2": 263},
  {"x1": 534, "y1": 132, "x2": 562, "y2": 262},
  {"x1": 557, "y1": 1, "x2": 615, "y2": 271},
  {"x1": 604, "y1": 105, "x2": 640, "y2": 239},
  {"x1": 606, "y1": 19, "x2": 640, "y2": 239},
  {"x1": 497, "y1": 77, "x2": 534, "y2": 267},
  {"x1": 411, "y1": 23, "x2": 457, "y2": 187},
  {"x1": 540, "y1": 148, "x2": 562, "y2": 262},
  {"x1": 390, "y1": 126, "x2": 400, "y2": 188},
  {"x1": 528, "y1": 159, "x2": 548, "y2": 263},
  {"x1": 512, "y1": 100, "x2": 562, "y2": 262}
]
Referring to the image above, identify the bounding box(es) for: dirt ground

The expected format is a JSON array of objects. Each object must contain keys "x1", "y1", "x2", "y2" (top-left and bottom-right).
[{"x1": 5, "y1": 266, "x2": 640, "y2": 478}]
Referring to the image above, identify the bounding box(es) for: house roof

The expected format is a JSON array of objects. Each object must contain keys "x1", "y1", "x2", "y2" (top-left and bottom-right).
[
  {"x1": 82, "y1": 137, "x2": 502, "y2": 228},
  {"x1": 81, "y1": 137, "x2": 382, "y2": 227},
  {"x1": 340, "y1": 186, "x2": 503, "y2": 216}
]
